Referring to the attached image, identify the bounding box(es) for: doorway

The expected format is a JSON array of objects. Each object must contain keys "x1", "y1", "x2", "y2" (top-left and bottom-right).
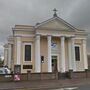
[{"x1": 52, "y1": 56, "x2": 58, "y2": 72}]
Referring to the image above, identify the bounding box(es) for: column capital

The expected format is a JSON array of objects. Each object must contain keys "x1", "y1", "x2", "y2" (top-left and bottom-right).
[
  {"x1": 61, "y1": 36, "x2": 65, "y2": 40},
  {"x1": 47, "y1": 35, "x2": 51, "y2": 38},
  {"x1": 16, "y1": 37, "x2": 21, "y2": 43},
  {"x1": 36, "y1": 34, "x2": 40, "y2": 36},
  {"x1": 16, "y1": 36, "x2": 21, "y2": 39},
  {"x1": 60, "y1": 36, "x2": 65, "y2": 37},
  {"x1": 82, "y1": 39, "x2": 87, "y2": 44},
  {"x1": 47, "y1": 35, "x2": 52, "y2": 37},
  {"x1": 35, "y1": 34, "x2": 40, "y2": 40}
]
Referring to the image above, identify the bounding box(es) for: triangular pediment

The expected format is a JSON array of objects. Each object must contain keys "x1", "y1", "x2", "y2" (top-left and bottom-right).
[{"x1": 36, "y1": 17, "x2": 75, "y2": 31}]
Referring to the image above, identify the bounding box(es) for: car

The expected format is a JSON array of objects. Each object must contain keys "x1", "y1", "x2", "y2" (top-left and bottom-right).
[
  {"x1": 0, "y1": 67, "x2": 6, "y2": 74},
  {"x1": 0, "y1": 67, "x2": 10, "y2": 74}
]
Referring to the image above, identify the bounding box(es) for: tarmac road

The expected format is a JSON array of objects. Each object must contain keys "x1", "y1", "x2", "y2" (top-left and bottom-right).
[
  {"x1": 1, "y1": 84, "x2": 90, "y2": 90},
  {"x1": 78, "y1": 84, "x2": 90, "y2": 90},
  {"x1": 15, "y1": 84, "x2": 90, "y2": 90},
  {"x1": 0, "y1": 78, "x2": 90, "y2": 90},
  {"x1": 53, "y1": 84, "x2": 90, "y2": 90}
]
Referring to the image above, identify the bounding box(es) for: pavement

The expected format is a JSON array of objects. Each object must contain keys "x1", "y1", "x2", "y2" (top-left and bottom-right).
[{"x1": 0, "y1": 78, "x2": 90, "y2": 90}]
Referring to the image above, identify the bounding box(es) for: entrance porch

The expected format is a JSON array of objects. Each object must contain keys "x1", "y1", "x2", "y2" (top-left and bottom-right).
[{"x1": 35, "y1": 35, "x2": 76, "y2": 73}]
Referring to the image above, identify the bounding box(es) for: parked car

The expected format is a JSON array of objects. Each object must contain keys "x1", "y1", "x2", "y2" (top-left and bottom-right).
[{"x1": 0, "y1": 67, "x2": 10, "y2": 74}]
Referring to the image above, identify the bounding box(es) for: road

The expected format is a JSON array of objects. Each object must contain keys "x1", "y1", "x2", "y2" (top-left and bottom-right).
[
  {"x1": 0, "y1": 79, "x2": 90, "y2": 90},
  {"x1": 0, "y1": 84, "x2": 90, "y2": 90},
  {"x1": 78, "y1": 84, "x2": 90, "y2": 90},
  {"x1": 14, "y1": 84, "x2": 90, "y2": 90},
  {"x1": 53, "y1": 84, "x2": 90, "y2": 90}
]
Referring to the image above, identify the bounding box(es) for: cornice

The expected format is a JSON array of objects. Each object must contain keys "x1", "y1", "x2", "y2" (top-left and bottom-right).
[
  {"x1": 15, "y1": 25, "x2": 34, "y2": 28},
  {"x1": 12, "y1": 28, "x2": 35, "y2": 32},
  {"x1": 75, "y1": 32, "x2": 87, "y2": 36},
  {"x1": 36, "y1": 27, "x2": 75, "y2": 32}
]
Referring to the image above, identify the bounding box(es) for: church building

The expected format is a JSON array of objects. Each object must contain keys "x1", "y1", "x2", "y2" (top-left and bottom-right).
[{"x1": 4, "y1": 9, "x2": 88, "y2": 74}]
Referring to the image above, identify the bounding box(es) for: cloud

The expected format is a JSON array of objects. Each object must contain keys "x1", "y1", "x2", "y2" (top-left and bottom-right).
[{"x1": 0, "y1": 0, "x2": 90, "y2": 54}]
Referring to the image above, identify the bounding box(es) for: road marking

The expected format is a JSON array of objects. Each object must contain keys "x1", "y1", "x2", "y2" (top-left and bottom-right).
[
  {"x1": 53, "y1": 87, "x2": 78, "y2": 90},
  {"x1": 64, "y1": 87, "x2": 78, "y2": 90},
  {"x1": 53, "y1": 88, "x2": 64, "y2": 90}
]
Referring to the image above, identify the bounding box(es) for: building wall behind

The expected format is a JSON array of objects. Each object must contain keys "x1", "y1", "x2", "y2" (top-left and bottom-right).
[
  {"x1": 40, "y1": 36, "x2": 48, "y2": 72},
  {"x1": 75, "y1": 39, "x2": 84, "y2": 71},
  {"x1": 21, "y1": 37, "x2": 35, "y2": 73}
]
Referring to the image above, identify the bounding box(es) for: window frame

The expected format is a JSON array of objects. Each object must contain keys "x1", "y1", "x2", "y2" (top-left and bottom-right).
[
  {"x1": 23, "y1": 43, "x2": 32, "y2": 62},
  {"x1": 74, "y1": 44, "x2": 81, "y2": 61}
]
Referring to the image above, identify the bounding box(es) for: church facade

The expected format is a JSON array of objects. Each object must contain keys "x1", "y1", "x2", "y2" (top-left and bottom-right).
[{"x1": 4, "y1": 11, "x2": 88, "y2": 73}]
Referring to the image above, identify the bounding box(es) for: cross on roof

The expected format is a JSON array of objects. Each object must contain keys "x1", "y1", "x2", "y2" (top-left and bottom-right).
[{"x1": 53, "y1": 8, "x2": 58, "y2": 17}]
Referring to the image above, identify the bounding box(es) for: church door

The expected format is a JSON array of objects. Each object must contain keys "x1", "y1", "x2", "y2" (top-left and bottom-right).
[{"x1": 52, "y1": 56, "x2": 58, "y2": 72}]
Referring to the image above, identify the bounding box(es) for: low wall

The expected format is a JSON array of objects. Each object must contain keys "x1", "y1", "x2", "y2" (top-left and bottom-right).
[
  {"x1": 67, "y1": 70, "x2": 90, "y2": 79},
  {"x1": 70, "y1": 71, "x2": 87, "y2": 79},
  {"x1": 27, "y1": 73, "x2": 58, "y2": 80},
  {"x1": 0, "y1": 71, "x2": 90, "y2": 82},
  {"x1": 87, "y1": 71, "x2": 90, "y2": 77},
  {"x1": 0, "y1": 72, "x2": 58, "y2": 82},
  {"x1": 0, "y1": 74, "x2": 13, "y2": 82}
]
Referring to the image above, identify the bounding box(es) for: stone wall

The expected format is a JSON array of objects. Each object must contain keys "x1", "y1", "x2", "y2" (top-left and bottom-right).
[
  {"x1": 0, "y1": 71, "x2": 90, "y2": 82},
  {"x1": 0, "y1": 72, "x2": 58, "y2": 82},
  {"x1": 67, "y1": 70, "x2": 90, "y2": 79}
]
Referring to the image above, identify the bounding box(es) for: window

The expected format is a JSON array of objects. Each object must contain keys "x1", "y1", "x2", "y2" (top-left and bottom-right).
[
  {"x1": 24, "y1": 44, "x2": 31, "y2": 61},
  {"x1": 23, "y1": 65, "x2": 33, "y2": 69},
  {"x1": 75, "y1": 46, "x2": 80, "y2": 61}
]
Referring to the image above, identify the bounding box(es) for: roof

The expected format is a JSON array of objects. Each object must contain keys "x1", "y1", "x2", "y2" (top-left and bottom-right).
[{"x1": 35, "y1": 16, "x2": 79, "y2": 31}]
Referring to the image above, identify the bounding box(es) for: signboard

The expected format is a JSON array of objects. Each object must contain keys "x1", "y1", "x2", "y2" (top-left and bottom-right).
[
  {"x1": 14, "y1": 74, "x2": 20, "y2": 81},
  {"x1": 51, "y1": 42, "x2": 57, "y2": 48},
  {"x1": 51, "y1": 42, "x2": 58, "y2": 51}
]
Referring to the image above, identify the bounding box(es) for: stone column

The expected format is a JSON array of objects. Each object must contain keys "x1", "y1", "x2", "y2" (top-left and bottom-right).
[
  {"x1": 4, "y1": 47, "x2": 8, "y2": 66},
  {"x1": 35, "y1": 35, "x2": 41, "y2": 72},
  {"x1": 68, "y1": 38, "x2": 73, "y2": 70},
  {"x1": 8, "y1": 44, "x2": 12, "y2": 69},
  {"x1": 16, "y1": 37, "x2": 21, "y2": 65},
  {"x1": 61, "y1": 36, "x2": 66, "y2": 73},
  {"x1": 47, "y1": 35, "x2": 52, "y2": 72},
  {"x1": 83, "y1": 39, "x2": 88, "y2": 70},
  {"x1": 71, "y1": 37, "x2": 76, "y2": 71}
]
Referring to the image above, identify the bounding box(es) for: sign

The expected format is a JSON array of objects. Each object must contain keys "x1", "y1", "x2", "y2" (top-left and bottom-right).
[
  {"x1": 14, "y1": 74, "x2": 20, "y2": 81},
  {"x1": 51, "y1": 42, "x2": 57, "y2": 48}
]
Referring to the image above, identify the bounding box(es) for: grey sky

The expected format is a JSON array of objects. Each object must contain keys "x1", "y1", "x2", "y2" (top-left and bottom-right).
[{"x1": 0, "y1": 0, "x2": 90, "y2": 55}]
